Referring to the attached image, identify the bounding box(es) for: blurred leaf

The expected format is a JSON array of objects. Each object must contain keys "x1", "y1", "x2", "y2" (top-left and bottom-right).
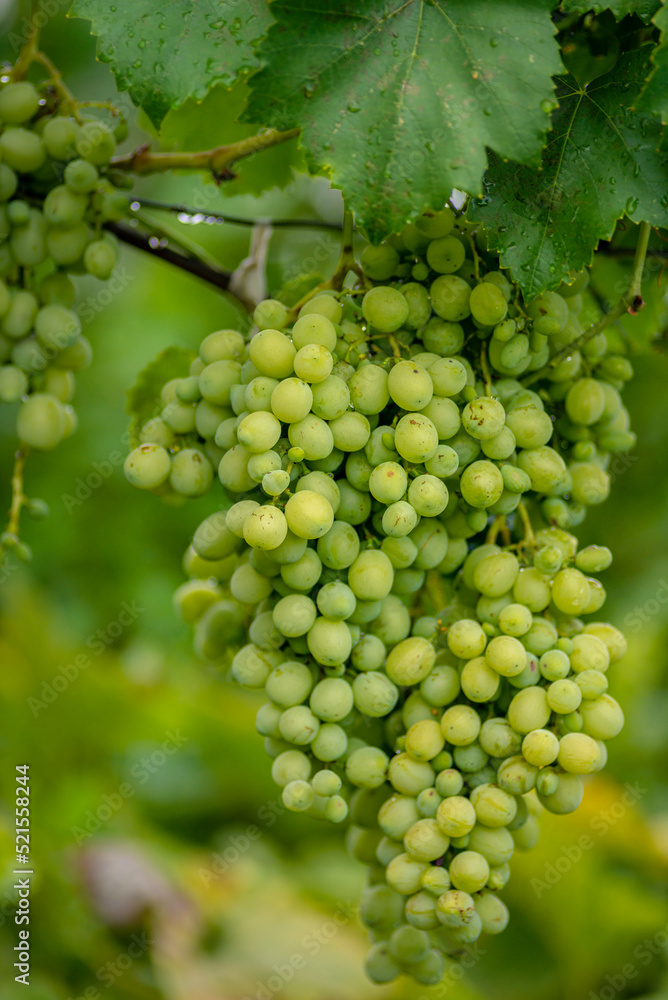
[
  {"x1": 160, "y1": 81, "x2": 304, "y2": 197},
  {"x1": 244, "y1": 0, "x2": 562, "y2": 241},
  {"x1": 560, "y1": 0, "x2": 660, "y2": 19},
  {"x1": 636, "y1": 1, "x2": 668, "y2": 121},
  {"x1": 470, "y1": 51, "x2": 668, "y2": 297},
  {"x1": 69, "y1": 0, "x2": 272, "y2": 127},
  {"x1": 126, "y1": 345, "x2": 195, "y2": 438}
]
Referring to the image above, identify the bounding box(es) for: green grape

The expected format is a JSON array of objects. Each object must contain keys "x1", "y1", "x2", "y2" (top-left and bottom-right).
[
  {"x1": 429, "y1": 356, "x2": 467, "y2": 397},
  {"x1": 425, "y1": 234, "x2": 465, "y2": 274},
  {"x1": 299, "y1": 293, "x2": 342, "y2": 324},
  {"x1": 462, "y1": 396, "x2": 506, "y2": 440},
  {"x1": 537, "y1": 772, "x2": 584, "y2": 814},
  {"x1": 446, "y1": 619, "x2": 486, "y2": 659},
  {"x1": 402, "y1": 281, "x2": 431, "y2": 328},
  {"x1": 311, "y1": 724, "x2": 348, "y2": 761},
  {"x1": 241, "y1": 504, "x2": 288, "y2": 550},
  {"x1": 54, "y1": 336, "x2": 92, "y2": 371},
  {"x1": 312, "y1": 770, "x2": 341, "y2": 797},
  {"x1": 272, "y1": 594, "x2": 316, "y2": 637},
  {"x1": 369, "y1": 461, "x2": 407, "y2": 503},
  {"x1": 316, "y1": 581, "x2": 356, "y2": 620},
  {"x1": 307, "y1": 617, "x2": 352, "y2": 665},
  {"x1": 329, "y1": 410, "x2": 370, "y2": 451},
  {"x1": 570, "y1": 462, "x2": 610, "y2": 506},
  {"x1": 526, "y1": 291, "x2": 569, "y2": 335},
  {"x1": 11, "y1": 208, "x2": 47, "y2": 266},
  {"x1": 361, "y1": 243, "x2": 400, "y2": 280},
  {"x1": 291, "y1": 312, "x2": 337, "y2": 351},
  {"x1": 293, "y1": 343, "x2": 333, "y2": 382},
  {"x1": 516, "y1": 445, "x2": 567, "y2": 493},
  {"x1": 388, "y1": 359, "x2": 433, "y2": 410},
  {"x1": 46, "y1": 222, "x2": 90, "y2": 266},
  {"x1": 287, "y1": 413, "x2": 334, "y2": 461},
  {"x1": 551, "y1": 567, "x2": 591, "y2": 615},
  {"x1": 0, "y1": 82, "x2": 40, "y2": 124},
  {"x1": 574, "y1": 668, "x2": 608, "y2": 699},
  {"x1": 406, "y1": 475, "x2": 447, "y2": 517},
  {"x1": 0, "y1": 164, "x2": 18, "y2": 202},
  {"x1": 348, "y1": 548, "x2": 394, "y2": 601},
  {"x1": 346, "y1": 746, "x2": 389, "y2": 788},
  {"x1": 475, "y1": 892, "x2": 509, "y2": 935},
  {"x1": 473, "y1": 551, "x2": 520, "y2": 597},
  {"x1": 547, "y1": 678, "x2": 582, "y2": 714},
  {"x1": 282, "y1": 779, "x2": 315, "y2": 811},
  {"x1": 0, "y1": 127, "x2": 45, "y2": 172},
  {"x1": 230, "y1": 562, "x2": 273, "y2": 603},
  {"x1": 283, "y1": 489, "x2": 333, "y2": 539},
  {"x1": 436, "y1": 795, "x2": 476, "y2": 838},
  {"x1": 388, "y1": 753, "x2": 434, "y2": 795},
  {"x1": 460, "y1": 656, "x2": 500, "y2": 702},
  {"x1": 3, "y1": 290, "x2": 38, "y2": 339},
  {"x1": 280, "y1": 547, "x2": 322, "y2": 590},
  {"x1": 565, "y1": 378, "x2": 605, "y2": 426},
  {"x1": 310, "y1": 374, "x2": 350, "y2": 420},
  {"x1": 460, "y1": 460, "x2": 504, "y2": 508},
  {"x1": 430, "y1": 274, "x2": 471, "y2": 321},
  {"x1": 75, "y1": 120, "x2": 116, "y2": 164},
  {"x1": 521, "y1": 728, "x2": 559, "y2": 767},
  {"x1": 123, "y1": 443, "x2": 171, "y2": 488},
  {"x1": 513, "y1": 567, "x2": 551, "y2": 612},
  {"x1": 579, "y1": 694, "x2": 624, "y2": 740},
  {"x1": 317, "y1": 520, "x2": 360, "y2": 569},
  {"x1": 169, "y1": 449, "x2": 213, "y2": 497},
  {"x1": 382, "y1": 500, "x2": 418, "y2": 537},
  {"x1": 352, "y1": 671, "x2": 399, "y2": 717},
  {"x1": 362, "y1": 285, "x2": 409, "y2": 332},
  {"x1": 557, "y1": 732, "x2": 601, "y2": 774},
  {"x1": 421, "y1": 317, "x2": 464, "y2": 356},
  {"x1": 35, "y1": 305, "x2": 81, "y2": 349},
  {"x1": 364, "y1": 942, "x2": 401, "y2": 984},
  {"x1": 278, "y1": 704, "x2": 320, "y2": 744},
  {"x1": 64, "y1": 158, "x2": 99, "y2": 194},
  {"x1": 505, "y1": 405, "x2": 553, "y2": 449},
  {"x1": 0, "y1": 364, "x2": 27, "y2": 402},
  {"x1": 310, "y1": 676, "x2": 354, "y2": 721},
  {"x1": 394, "y1": 413, "x2": 438, "y2": 463},
  {"x1": 469, "y1": 282, "x2": 507, "y2": 326},
  {"x1": 43, "y1": 184, "x2": 88, "y2": 226},
  {"x1": 441, "y1": 705, "x2": 481, "y2": 747},
  {"x1": 507, "y1": 686, "x2": 550, "y2": 734},
  {"x1": 349, "y1": 364, "x2": 390, "y2": 414},
  {"x1": 498, "y1": 603, "x2": 532, "y2": 637},
  {"x1": 271, "y1": 749, "x2": 312, "y2": 787}
]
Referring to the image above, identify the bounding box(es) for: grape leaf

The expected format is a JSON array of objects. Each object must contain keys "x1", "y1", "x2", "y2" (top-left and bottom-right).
[
  {"x1": 469, "y1": 50, "x2": 668, "y2": 298},
  {"x1": 69, "y1": 0, "x2": 272, "y2": 127},
  {"x1": 244, "y1": 0, "x2": 562, "y2": 242},
  {"x1": 559, "y1": 0, "x2": 660, "y2": 20},
  {"x1": 159, "y1": 81, "x2": 303, "y2": 197},
  {"x1": 126, "y1": 346, "x2": 195, "y2": 439},
  {"x1": 635, "y1": 2, "x2": 668, "y2": 121}
]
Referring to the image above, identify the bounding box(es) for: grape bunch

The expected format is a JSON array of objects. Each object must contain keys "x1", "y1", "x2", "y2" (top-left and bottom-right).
[
  {"x1": 125, "y1": 205, "x2": 632, "y2": 985},
  {"x1": 0, "y1": 75, "x2": 129, "y2": 555}
]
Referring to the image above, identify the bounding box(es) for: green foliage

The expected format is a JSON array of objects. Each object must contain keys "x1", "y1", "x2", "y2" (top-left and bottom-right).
[
  {"x1": 160, "y1": 81, "x2": 304, "y2": 197},
  {"x1": 244, "y1": 0, "x2": 562, "y2": 241},
  {"x1": 560, "y1": 0, "x2": 660, "y2": 19},
  {"x1": 69, "y1": 0, "x2": 271, "y2": 126},
  {"x1": 636, "y1": 0, "x2": 668, "y2": 121},
  {"x1": 469, "y1": 50, "x2": 668, "y2": 296},
  {"x1": 126, "y1": 345, "x2": 196, "y2": 438}
]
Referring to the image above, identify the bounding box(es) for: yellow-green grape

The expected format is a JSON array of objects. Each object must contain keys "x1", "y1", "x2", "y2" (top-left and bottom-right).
[
  {"x1": 498, "y1": 603, "x2": 533, "y2": 637},
  {"x1": 242, "y1": 504, "x2": 288, "y2": 550},
  {"x1": 169, "y1": 449, "x2": 213, "y2": 497},
  {"x1": 513, "y1": 567, "x2": 552, "y2": 612},
  {"x1": 14, "y1": 393, "x2": 65, "y2": 450},
  {"x1": 43, "y1": 184, "x2": 87, "y2": 226},
  {"x1": 407, "y1": 474, "x2": 449, "y2": 517},
  {"x1": 430, "y1": 274, "x2": 471, "y2": 321},
  {"x1": 384, "y1": 637, "x2": 435, "y2": 687},
  {"x1": 0, "y1": 127, "x2": 45, "y2": 172},
  {"x1": 436, "y1": 888, "x2": 476, "y2": 927},
  {"x1": 35, "y1": 305, "x2": 81, "y2": 350},
  {"x1": 349, "y1": 364, "x2": 390, "y2": 414},
  {"x1": 317, "y1": 520, "x2": 360, "y2": 569},
  {"x1": 425, "y1": 234, "x2": 465, "y2": 274},
  {"x1": 248, "y1": 329, "x2": 295, "y2": 378},
  {"x1": 75, "y1": 120, "x2": 116, "y2": 164},
  {"x1": 405, "y1": 719, "x2": 445, "y2": 762},
  {"x1": 0, "y1": 82, "x2": 40, "y2": 124},
  {"x1": 271, "y1": 749, "x2": 312, "y2": 787},
  {"x1": 469, "y1": 282, "x2": 508, "y2": 326},
  {"x1": 429, "y1": 356, "x2": 467, "y2": 397},
  {"x1": 278, "y1": 704, "x2": 320, "y2": 744},
  {"x1": 345, "y1": 746, "x2": 389, "y2": 788},
  {"x1": 282, "y1": 779, "x2": 314, "y2": 811},
  {"x1": 404, "y1": 818, "x2": 450, "y2": 862},
  {"x1": 382, "y1": 500, "x2": 419, "y2": 537},
  {"x1": 310, "y1": 676, "x2": 354, "y2": 721},
  {"x1": 293, "y1": 343, "x2": 333, "y2": 382},
  {"x1": 496, "y1": 756, "x2": 538, "y2": 795},
  {"x1": 473, "y1": 551, "x2": 520, "y2": 597},
  {"x1": 478, "y1": 717, "x2": 521, "y2": 758},
  {"x1": 124, "y1": 443, "x2": 171, "y2": 489},
  {"x1": 230, "y1": 562, "x2": 273, "y2": 603},
  {"x1": 551, "y1": 567, "x2": 591, "y2": 614},
  {"x1": 388, "y1": 753, "x2": 434, "y2": 795},
  {"x1": 461, "y1": 396, "x2": 505, "y2": 440},
  {"x1": 11, "y1": 208, "x2": 47, "y2": 266},
  {"x1": 280, "y1": 547, "x2": 322, "y2": 590},
  {"x1": 270, "y1": 377, "x2": 312, "y2": 422},
  {"x1": 507, "y1": 687, "x2": 550, "y2": 734},
  {"x1": 569, "y1": 633, "x2": 610, "y2": 672},
  {"x1": 368, "y1": 461, "x2": 407, "y2": 503},
  {"x1": 521, "y1": 729, "x2": 559, "y2": 767},
  {"x1": 485, "y1": 635, "x2": 526, "y2": 677},
  {"x1": 446, "y1": 619, "x2": 486, "y2": 659},
  {"x1": 284, "y1": 490, "x2": 334, "y2": 539},
  {"x1": 394, "y1": 412, "x2": 439, "y2": 463},
  {"x1": 547, "y1": 678, "x2": 582, "y2": 714},
  {"x1": 441, "y1": 705, "x2": 481, "y2": 747},
  {"x1": 449, "y1": 851, "x2": 490, "y2": 893},
  {"x1": 537, "y1": 772, "x2": 584, "y2": 814},
  {"x1": 361, "y1": 243, "x2": 400, "y2": 280},
  {"x1": 329, "y1": 410, "x2": 370, "y2": 451},
  {"x1": 579, "y1": 694, "x2": 624, "y2": 740},
  {"x1": 3, "y1": 291, "x2": 38, "y2": 339},
  {"x1": 460, "y1": 460, "x2": 504, "y2": 508},
  {"x1": 290, "y1": 313, "x2": 336, "y2": 351},
  {"x1": 388, "y1": 359, "x2": 433, "y2": 410},
  {"x1": 505, "y1": 405, "x2": 553, "y2": 448},
  {"x1": 46, "y1": 222, "x2": 91, "y2": 266},
  {"x1": 307, "y1": 617, "x2": 352, "y2": 665},
  {"x1": 0, "y1": 364, "x2": 27, "y2": 402},
  {"x1": 460, "y1": 656, "x2": 500, "y2": 702},
  {"x1": 557, "y1": 732, "x2": 601, "y2": 774},
  {"x1": 434, "y1": 769, "x2": 463, "y2": 799},
  {"x1": 575, "y1": 669, "x2": 608, "y2": 699},
  {"x1": 583, "y1": 622, "x2": 627, "y2": 663},
  {"x1": 516, "y1": 445, "x2": 567, "y2": 493},
  {"x1": 84, "y1": 238, "x2": 118, "y2": 280},
  {"x1": 287, "y1": 413, "x2": 334, "y2": 460},
  {"x1": 470, "y1": 784, "x2": 517, "y2": 828},
  {"x1": 362, "y1": 285, "x2": 409, "y2": 332}
]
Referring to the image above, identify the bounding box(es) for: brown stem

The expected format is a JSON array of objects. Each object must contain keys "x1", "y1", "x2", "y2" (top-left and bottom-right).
[{"x1": 110, "y1": 128, "x2": 300, "y2": 183}]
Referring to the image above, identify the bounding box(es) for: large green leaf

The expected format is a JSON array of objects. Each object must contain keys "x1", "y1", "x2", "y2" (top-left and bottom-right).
[
  {"x1": 244, "y1": 0, "x2": 562, "y2": 242},
  {"x1": 69, "y1": 0, "x2": 272, "y2": 127},
  {"x1": 159, "y1": 81, "x2": 303, "y2": 197},
  {"x1": 559, "y1": 0, "x2": 660, "y2": 20},
  {"x1": 469, "y1": 50, "x2": 668, "y2": 298},
  {"x1": 635, "y1": 1, "x2": 668, "y2": 121}
]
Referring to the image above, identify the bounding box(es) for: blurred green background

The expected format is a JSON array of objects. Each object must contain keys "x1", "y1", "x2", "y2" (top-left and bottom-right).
[{"x1": 1, "y1": 5, "x2": 668, "y2": 999}]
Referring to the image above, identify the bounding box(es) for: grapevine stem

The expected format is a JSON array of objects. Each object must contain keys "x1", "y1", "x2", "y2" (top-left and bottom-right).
[
  {"x1": 106, "y1": 221, "x2": 237, "y2": 296},
  {"x1": 517, "y1": 500, "x2": 536, "y2": 550},
  {"x1": 110, "y1": 129, "x2": 300, "y2": 183},
  {"x1": 425, "y1": 570, "x2": 449, "y2": 613},
  {"x1": 329, "y1": 210, "x2": 360, "y2": 290},
  {"x1": 481, "y1": 342, "x2": 493, "y2": 395},
  {"x1": 523, "y1": 220, "x2": 651, "y2": 387},
  {"x1": 33, "y1": 51, "x2": 82, "y2": 119},
  {"x1": 486, "y1": 514, "x2": 506, "y2": 545},
  {"x1": 11, "y1": 8, "x2": 39, "y2": 80},
  {"x1": 5, "y1": 449, "x2": 27, "y2": 541}
]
